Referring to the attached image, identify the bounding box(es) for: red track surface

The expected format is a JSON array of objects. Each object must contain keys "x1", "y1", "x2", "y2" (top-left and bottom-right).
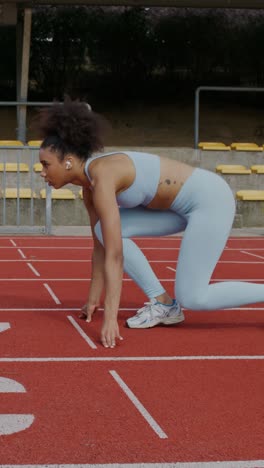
[{"x1": 0, "y1": 236, "x2": 264, "y2": 467}]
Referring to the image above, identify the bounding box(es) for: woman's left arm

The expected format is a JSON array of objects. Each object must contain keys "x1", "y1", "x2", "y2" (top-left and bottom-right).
[{"x1": 91, "y1": 170, "x2": 124, "y2": 348}]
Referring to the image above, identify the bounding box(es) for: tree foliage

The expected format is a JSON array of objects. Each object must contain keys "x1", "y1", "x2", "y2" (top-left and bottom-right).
[{"x1": 1, "y1": 7, "x2": 264, "y2": 101}]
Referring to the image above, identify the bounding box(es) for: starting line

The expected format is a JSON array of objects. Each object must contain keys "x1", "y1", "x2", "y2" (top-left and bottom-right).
[{"x1": 0, "y1": 355, "x2": 264, "y2": 362}]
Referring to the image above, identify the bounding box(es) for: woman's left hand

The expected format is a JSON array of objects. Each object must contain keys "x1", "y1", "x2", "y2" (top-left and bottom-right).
[{"x1": 101, "y1": 317, "x2": 123, "y2": 348}]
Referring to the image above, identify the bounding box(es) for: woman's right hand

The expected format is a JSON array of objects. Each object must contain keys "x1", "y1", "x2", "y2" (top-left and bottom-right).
[{"x1": 79, "y1": 302, "x2": 100, "y2": 322}]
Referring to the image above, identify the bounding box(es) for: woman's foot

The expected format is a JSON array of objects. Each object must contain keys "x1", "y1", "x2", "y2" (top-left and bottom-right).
[{"x1": 126, "y1": 299, "x2": 184, "y2": 328}]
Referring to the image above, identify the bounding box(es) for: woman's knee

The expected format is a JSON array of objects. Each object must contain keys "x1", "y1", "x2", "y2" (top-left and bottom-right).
[{"x1": 177, "y1": 288, "x2": 209, "y2": 310}]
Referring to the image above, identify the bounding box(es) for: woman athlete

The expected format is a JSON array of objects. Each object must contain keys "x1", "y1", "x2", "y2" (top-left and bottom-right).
[{"x1": 36, "y1": 100, "x2": 264, "y2": 348}]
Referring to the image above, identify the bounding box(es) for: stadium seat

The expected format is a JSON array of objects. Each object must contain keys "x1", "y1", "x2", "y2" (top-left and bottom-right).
[
  {"x1": 216, "y1": 164, "x2": 251, "y2": 174},
  {"x1": 33, "y1": 163, "x2": 42, "y2": 172},
  {"x1": 40, "y1": 188, "x2": 75, "y2": 199},
  {"x1": 236, "y1": 190, "x2": 264, "y2": 200},
  {"x1": 250, "y1": 165, "x2": 264, "y2": 174},
  {"x1": 198, "y1": 142, "x2": 231, "y2": 150},
  {"x1": 0, "y1": 140, "x2": 23, "y2": 146},
  {"x1": 27, "y1": 140, "x2": 43, "y2": 147},
  {"x1": 2, "y1": 188, "x2": 36, "y2": 199},
  {"x1": 0, "y1": 163, "x2": 29, "y2": 172},
  {"x1": 231, "y1": 142, "x2": 263, "y2": 151}
]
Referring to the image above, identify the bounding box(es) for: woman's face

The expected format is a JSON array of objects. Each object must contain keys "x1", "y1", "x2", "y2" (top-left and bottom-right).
[{"x1": 39, "y1": 147, "x2": 72, "y2": 189}]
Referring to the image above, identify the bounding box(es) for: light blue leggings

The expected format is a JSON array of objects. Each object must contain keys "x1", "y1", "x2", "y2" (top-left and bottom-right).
[{"x1": 95, "y1": 168, "x2": 264, "y2": 310}]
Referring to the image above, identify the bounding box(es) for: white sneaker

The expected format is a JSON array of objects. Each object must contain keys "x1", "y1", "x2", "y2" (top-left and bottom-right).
[{"x1": 126, "y1": 298, "x2": 184, "y2": 329}]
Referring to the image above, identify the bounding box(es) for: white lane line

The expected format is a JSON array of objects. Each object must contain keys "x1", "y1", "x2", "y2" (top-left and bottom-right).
[
  {"x1": 1, "y1": 355, "x2": 264, "y2": 362},
  {"x1": 67, "y1": 316, "x2": 97, "y2": 349},
  {"x1": 1, "y1": 246, "x2": 264, "y2": 251},
  {"x1": 0, "y1": 278, "x2": 264, "y2": 282},
  {"x1": 109, "y1": 370, "x2": 168, "y2": 439},
  {"x1": 9, "y1": 240, "x2": 17, "y2": 247},
  {"x1": 196, "y1": 260, "x2": 264, "y2": 264},
  {"x1": 2, "y1": 259, "x2": 264, "y2": 264},
  {"x1": 0, "y1": 246, "x2": 94, "y2": 250},
  {"x1": 240, "y1": 250, "x2": 264, "y2": 260},
  {"x1": 0, "y1": 278, "x2": 173, "y2": 281},
  {"x1": 0, "y1": 461, "x2": 264, "y2": 468},
  {"x1": 43, "y1": 283, "x2": 61, "y2": 304},
  {"x1": 0, "y1": 259, "x2": 92, "y2": 263},
  {"x1": 26, "y1": 263, "x2": 40, "y2": 277},
  {"x1": 17, "y1": 249, "x2": 26, "y2": 259},
  {"x1": 0, "y1": 308, "x2": 80, "y2": 311},
  {"x1": 167, "y1": 265, "x2": 264, "y2": 275},
  {"x1": 0, "y1": 306, "x2": 264, "y2": 311}
]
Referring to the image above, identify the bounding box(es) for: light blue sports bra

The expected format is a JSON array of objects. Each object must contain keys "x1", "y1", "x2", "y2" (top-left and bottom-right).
[{"x1": 84, "y1": 151, "x2": 160, "y2": 208}]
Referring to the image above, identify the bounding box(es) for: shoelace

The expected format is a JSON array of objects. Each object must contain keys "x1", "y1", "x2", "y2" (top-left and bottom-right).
[
  {"x1": 135, "y1": 301, "x2": 178, "y2": 319},
  {"x1": 136, "y1": 301, "x2": 154, "y2": 316}
]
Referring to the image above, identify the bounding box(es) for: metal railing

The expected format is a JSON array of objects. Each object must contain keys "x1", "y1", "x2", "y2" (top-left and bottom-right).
[
  {"x1": 0, "y1": 144, "x2": 52, "y2": 234},
  {"x1": 194, "y1": 86, "x2": 264, "y2": 148},
  {"x1": 0, "y1": 100, "x2": 57, "y2": 233},
  {"x1": 0, "y1": 100, "x2": 56, "y2": 143}
]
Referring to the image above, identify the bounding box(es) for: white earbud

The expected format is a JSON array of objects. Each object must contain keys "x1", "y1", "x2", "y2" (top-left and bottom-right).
[{"x1": 65, "y1": 160, "x2": 72, "y2": 170}]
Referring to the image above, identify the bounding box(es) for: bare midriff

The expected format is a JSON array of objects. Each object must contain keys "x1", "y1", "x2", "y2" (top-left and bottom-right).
[{"x1": 146, "y1": 157, "x2": 195, "y2": 210}]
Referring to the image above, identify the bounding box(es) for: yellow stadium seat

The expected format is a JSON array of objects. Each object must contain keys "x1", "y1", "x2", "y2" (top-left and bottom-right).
[
  {"x1": 231, "y1": 142, "x2": 263, "y2": 151},
  {"x1": 0, "y1": 163, "x2": 29, "y2": 172},
  {"x1": 250, "y1": 165, "x2": 264, "y2": 174},
  {"x1": 216, "y1": 165, "x2": 251, "y2": 174},
  {"x1": 27, "y1": 140, "x2": 43, "y2": 147},
  {"x1": 40, "y1": 188, "x2": 75, "y2": 199},
  {"x1": 2, "y1": 188, "x2": 36, "y2": 199},
  {"x1": 0, "y1": 140, "x2": 23, "y2": 146},
  {"x1": 198, "y1": 142, "x2": 231, "y2": 150},
  {"x1": 33, "y1": 163, "x2": 43, "y2": 172},
  {"x1": 236, "y1": 190, "x2": 264, "y2": 200}
]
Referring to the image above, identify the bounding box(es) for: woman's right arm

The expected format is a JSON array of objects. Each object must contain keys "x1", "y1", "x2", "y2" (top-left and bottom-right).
[{"x1": 81, "y1": 186, "x2": 105, "y2": 322}]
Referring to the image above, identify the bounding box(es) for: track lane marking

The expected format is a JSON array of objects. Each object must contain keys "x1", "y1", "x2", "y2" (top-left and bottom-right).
[
  {"x1": 109, "y1": 370, "x2": 168, "y2": 439},
  {"x1": 0, "y1": 278, "x2": 264, "y2": 282},
  {"x1": 2, "y1": 259, "x2": 264, "y2": 264},
  {"x1": 17, "y1": 249, "x2": 26, "y2": 259},
  {"x1": 0, "y1": 306, "x2": 264, "y2": 311},
  {"x1": 0, "y1": 308, "x2": 81, "y2": 311},
  {"x1": 26, "y1": 263, "x2": 40, "y2": 277},
  {"x1": 240, "y1": 250, "x2": 264, "y2": 260},
  {"x1": 2, "y1": 246, "x2": 264, "y2": 250},
  {"x1": 43, "y1": 283, "x2": 61, "y2": 304},
  {"x1": 1, "y1": 355, "x2": 264, "y2": 362},
  {"x1": 2, "y1": 462, "x2": 264, "y2": 467},
  {"x1": 0, "y1": 462, "x2": 264, "y2": 467},
  {"x1": 67, "y1": 316, "x2": 97, "y2": 349},
  {"x1": 0, "y1": 414, "x2": 35, "y2": 435}
]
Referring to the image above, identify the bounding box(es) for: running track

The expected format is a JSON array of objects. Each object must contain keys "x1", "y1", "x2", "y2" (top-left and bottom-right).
[{"x1": 0, "y1": 235, "x2": 264, "y2": 468}]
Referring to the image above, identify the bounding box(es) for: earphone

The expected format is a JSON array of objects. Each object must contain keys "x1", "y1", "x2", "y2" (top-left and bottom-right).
[{"x1": 65, "y1": 160, "x2": 72, "y2": 170}]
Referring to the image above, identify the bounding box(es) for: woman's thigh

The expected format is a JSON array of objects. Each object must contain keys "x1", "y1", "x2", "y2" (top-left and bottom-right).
[
  {"x1": 175, "y1": 179, "x2": 236, "y2": 305},
  {"x1": 119, "y1": 206, "x2": 187, "y2": 237}
]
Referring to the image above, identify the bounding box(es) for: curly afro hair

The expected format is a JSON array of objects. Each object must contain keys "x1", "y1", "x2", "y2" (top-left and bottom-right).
[{"x1": 34, "y1": 100, "x2": 109, "y2": 161}]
